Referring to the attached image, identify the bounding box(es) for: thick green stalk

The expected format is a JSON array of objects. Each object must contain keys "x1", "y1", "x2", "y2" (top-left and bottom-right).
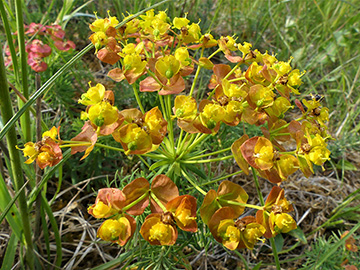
[
  {"x1": 189, "y1": 48, "x2": 204, "y2": 96},
  {"x1": 0, "y1": 43, "x2": 34, "y2": 270},
  {"x1": 180, "y1": 155, "x2": 233, "y2": 164},
  {"x1": 15, "y1": 0, "x2": 31, "y2": 142},
  {"x1": 251, "y1": 167, "x2": 280, "y2": 270},
  {"x1": 165, "y1": 95, "x2": 175, "y2": 153},
  {"x1": 181, "y1": 170, "x2": 207, "y2": 196},
  {"x1": 188, "y1": 146, "x2": 231, "y2": 160},
  {"x1": 132, "y1": 84, "x2": 145, "y2": 114}
]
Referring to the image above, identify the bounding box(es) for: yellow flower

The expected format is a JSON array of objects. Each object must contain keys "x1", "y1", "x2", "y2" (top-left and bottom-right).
[
  {"x1": 20, "y1": 142, "x2": 39, "y2": 164},
  {"x1": 79, "y1": 82, "x2": 105, "y2": 106},
  {"x1": 97, "y1": 217, "x2": 129, "y2": 242},
  {"x1": 155, "y1": 55, "x2": 180, "y2": 79},
  {"x1": 88, "y1": 102, "x2": 119, "y2": 127},
  {"x1": 174, "y1": 95, "x2": 197, "y2": 120},
  {"x1": 222, "y1": 80, "x2": 247, "y2": 98},
  {"x1": 271, "y1": 213, "x2": 297, "y2": 234},
  {"x1": 123, "y1": 54, "x2": 147, "y2": 74},
  {"x1": 238, "y1": 42, "x2": 252, "y2": 57},
  {"x1": 288, "y1": 69, "x2": 305, "y2": 87},
  {"x1": 89, "y1": 11, "x2": 119, "y2": 33},
  {"x1": 201, "y1": 103, "x2": 225, "y2": 129},
  {"x1": 218, "y1": 219, "x2": 240, "y2": 250},
  {"x1": 273, "y1": 57, "x2": 293, "y2": 76},
  {"x1": 254, "y1": 137, "x2": 274, "y2": 170},
  {"x1": 173, "y1": 17, "x2": 190, "y2": 29},
  {"x1": 149, "y1": 222, "x2": 173, "y2": 244},
  {"x1": 42, "y1": 126, "x2": 58, "y2": 140},
  {"x1": 88, "y1": 201, "x2": 114, "y2": 219},
  {"x1": 242, "y1": 223, "x2": 266, "y2": 249},
  {"x1": 174, "y1": 47, "x2": 191, "y2": 67}
]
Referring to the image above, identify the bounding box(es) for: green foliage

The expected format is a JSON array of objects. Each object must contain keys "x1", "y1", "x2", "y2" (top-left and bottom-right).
[{"x1": 300, "y1": 232, "x2": 360, "y2": 270}]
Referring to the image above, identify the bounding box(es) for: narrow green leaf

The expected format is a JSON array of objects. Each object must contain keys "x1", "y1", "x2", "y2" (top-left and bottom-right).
[
  {"x1": 274, "y1": 233, "x2": 284, "y2": 252},
  {"x1": 252, "y1": 262, "x2": 262, "y2": 270},
  {"x1": 92, "y1": 251, "x2": 133, "y2": 270},
  {"x1": 41, "y1": 194, "x2": 62, "y2": 268},
  {"x1": 0, "y1": 173, "x2": 24, "y2": 243},
  {"x1": 149, "y1": 160, "x2": 170, "y2": 171},
  {"x1": 288, "y1": 227, "x2": 307, "y2": 244},
  {"x1": 1, "y1": 233, "x2": 18, "y2": 270},
  {"x1": 184, "y1": 164, "x2": 207, "y2": 179}
]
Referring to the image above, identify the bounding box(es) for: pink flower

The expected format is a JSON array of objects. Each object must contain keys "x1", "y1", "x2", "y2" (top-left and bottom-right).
[
  {"x1": 28, "y1": 53, "x2": 48, "y2": 72},
  {"x1": 26, "y1": 40, "x2": 52, "y2": 57},
  {"x1": 54, "y1": 40, "x2": 76, "y2": 51},
  {"x1": 46, "y1": 25, "x2": 66, "y2": 40},
  {"x1": 25, "y1": 23, "x2": 46, "y2": 36}
]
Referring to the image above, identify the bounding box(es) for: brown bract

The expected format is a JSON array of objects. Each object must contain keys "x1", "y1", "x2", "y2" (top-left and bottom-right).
[
  {"x1": 200, "y1": 180, "x2": 248, "y2": 225},
  {"x1": 166, "y1": 195, "x2": 197, "y2": 232},
  {"x1": 71, "y1": 122, "x2": 98, "y2": 160},
  {"x1": 150, "y1": 175, "x2": 179, "y2": 213},
  {"x1": 122, "y1": 177, "x2": 150, "y2": 215}
]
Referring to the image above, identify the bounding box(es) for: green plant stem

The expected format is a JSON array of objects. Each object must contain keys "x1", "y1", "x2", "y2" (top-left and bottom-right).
[
  {"x1": 218, "y1": 198, "x2": 264, "y2": 210},
  {"x1": 132, "y1": 84, "x2": 145, "y2": 114},
  {"x1": 251, "y1": 167, "x2": 280, "y2": 270},
  {"x1": 165, "y1": 95, "x2": 175, "y2": 153},
  {"x1": 0, "y1": 45, "x2": 35, "y2": 270},
  {"x1": 188, "y1": 146, "x2": 231, "y2": 160},
  {"x1": 181, "y1": 170, "x2": 207, "y2": 196},
  {"x1": 208, "y1": 48, "x2": 221, "y2": 60},
  {"x1": 150, "y1": 192, "x2": 167, "y2": 212},
  {"x1": 121, "y1": 191, "x2": 150, "y2": 212},
  {"x1": 15, "y1": 0, "x2": 31, "y2": 142},
  {"x1": 179, "y1": 134, "x2": 210, "y2": 160},
  {"x1": 180, "y1": 155, "x2": 233, "y2": 164},
  {"x1": 189, "y1": 47, "x2": 204, "y2": 96}
]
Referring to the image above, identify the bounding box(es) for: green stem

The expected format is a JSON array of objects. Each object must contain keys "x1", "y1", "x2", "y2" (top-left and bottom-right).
[
  {"x1": 15, "y1": 0, "x2": 31, "y2": 142},
  {"x1": 137, "y1": 155, "x2": 151, "y2": 169},
  {"x1": 218, "y1": 198, "x2": 264, "y2": 211},
  {"x1": 188, "y1": 146, "x2": 231, "y2": 160},
  {"x1": 165, "y1": 95, "x2": 175, "y2": 153},
  {"x1": 181, "y1": 170, "x2": 207, "y2": 196},
  {"x1": 251, "y1": 167, "x2": 280, "y2": 270},
  {"x1": 182, "y1": 133, "x2": 210, "y2": 157},
  {"x1": 189, "y1": 47, "x2": 204, "y2": 96},
  {"x1": 180, "y1": 155, "x2": 233, "y2": 164},
  {"x1": 0, "y1": 44, "x2": 35, "y2": 270},
  {"x1": 132, "y1": 84, "x2": 145, "y2": 114},
  {"x1": 252, "y1": 167, "x2": 265, "y2": 206},
  {"x1": 121, "y1": 191, "x2": 150, "y2": 212},
  {"x1": 150, "y1": 192, "x2": 167, "y2": 212},
  {"x1": 228, "y1": 77, "x2": 245, "y2": 83},
  {"x1": 185, "y1": 170, "x2": 243, "y2": 190},
  {"x1": 158, "y1": 95, "x2": 167, "y2": 121},
  {"x1": 208, "y1": 48, "x2": 221, "y2": 60}
]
